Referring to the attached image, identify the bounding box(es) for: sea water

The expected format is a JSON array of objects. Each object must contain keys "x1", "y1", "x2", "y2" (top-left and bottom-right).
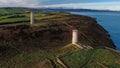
[{"x1": 71, "y1": 12, "x2": 120, "y2": 50}]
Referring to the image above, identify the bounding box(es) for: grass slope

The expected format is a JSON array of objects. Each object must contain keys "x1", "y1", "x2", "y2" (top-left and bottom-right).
[
  {"x1": 61, "y1": 49, "x2": 120, "y2": 68},
  {"x1": 0, "y1": 43, "x2": 120, "y2": 68},
  {"x1": 0, "y1": 44, "x2": 78, "y2": 68}
]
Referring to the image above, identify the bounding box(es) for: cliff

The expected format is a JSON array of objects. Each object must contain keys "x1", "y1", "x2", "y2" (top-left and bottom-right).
[{"x1": 0, "y1": 13, "x2": 115, "y2": 49}]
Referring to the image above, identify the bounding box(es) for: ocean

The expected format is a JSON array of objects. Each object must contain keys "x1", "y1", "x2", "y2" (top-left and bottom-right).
[{"x1": 70, "y1": 12, "x2": 120, "y2": 50}]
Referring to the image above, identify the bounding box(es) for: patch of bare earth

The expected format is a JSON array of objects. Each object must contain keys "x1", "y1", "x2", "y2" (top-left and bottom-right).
[{"x1": 35, "y1": 60, "x2": 52, "y2": 68}]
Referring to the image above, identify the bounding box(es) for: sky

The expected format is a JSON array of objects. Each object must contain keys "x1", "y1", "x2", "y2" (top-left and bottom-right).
[{"x1": 0, "y1": 0, "x2": 120, "y2": 10}]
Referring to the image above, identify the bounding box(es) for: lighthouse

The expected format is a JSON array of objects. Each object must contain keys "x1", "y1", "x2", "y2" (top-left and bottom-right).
[
  {"x1": 30, "y1": 11, "x2": 34, "y2": 25},
  {"x1": 72, "y1": 29, "x2": 78, "y2": 44}
]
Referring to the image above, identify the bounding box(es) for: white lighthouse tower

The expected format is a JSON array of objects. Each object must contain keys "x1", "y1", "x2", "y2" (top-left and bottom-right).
[
  {"x1": 30, "y1": 11, "x2": 34, "y2": 25},
  {"x1": 72, "y1": 29, "x2": 78, "y2": 44}
]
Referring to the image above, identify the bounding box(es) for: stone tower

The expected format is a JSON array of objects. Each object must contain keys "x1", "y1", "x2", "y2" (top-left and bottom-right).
[
  {"x1": 30, "y1": 11, "x2": 34, "y2": 25},
  {"x1": 72, "y1": 29, "x2": 78, "y2": 44}
]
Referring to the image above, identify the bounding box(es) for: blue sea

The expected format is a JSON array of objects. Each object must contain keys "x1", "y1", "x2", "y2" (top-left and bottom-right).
[{"x1": 70, "y1": 12, "x2": 120, "y2": 50}]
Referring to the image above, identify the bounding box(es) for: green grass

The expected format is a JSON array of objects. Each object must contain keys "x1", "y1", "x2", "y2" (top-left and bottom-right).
[
  {"x1": 0, "y1": 9, "x2": 68, "y2": 25},
  {"x1": 0, "y1": 17, "x2": 29, "y2": 24},
  {"x1": 0, "y1": 41, "x2": 120, "y2": 68},
  {"x1": 0, "y1": 8, "x2": 27, "y2": 15},
  {"x1": 0, "y1": 40, "x2": 117, "y2": 68},
  {"x1": 0, "y1": 15, "x2": 11, "y2": 20},
  {"x1": 0, "y1": 43, "x2": 77, "y2": 68},
  {"x1": 61, "y1": 49, "x2": 120, "y2": 68},
  {"x1": 0, "y1": 8, "x2": 29, "y2": 25},
  {"x1": 1, "y1": 43, "x2": 120, "y2": 68},
  {"x1": 0, "y1": 51, "x2": 53, "y2": 68}
]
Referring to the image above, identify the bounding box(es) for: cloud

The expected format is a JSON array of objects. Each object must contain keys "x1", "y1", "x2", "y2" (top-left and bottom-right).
[
  {"x1": 0, "y1": 0, "x2": 85, "y2": 7},
  {"x1": 0, "y1": 0, "x2": 96, "y2": 7},
  {"x1": 39, "y1": 0, "x2": 85, "y2": 5},
  {"x1": 38, "y1": 0, "x2": 120, "y2": 5},
  {"x1": 42, "y1": 2, "x2": 120, "y2": 10},
  {"x1": 0, "y1": 0, "x2": 39, "y2": 7},
  {"x1": 0, "y1": 0, "x2": 120, "y2": 10}
]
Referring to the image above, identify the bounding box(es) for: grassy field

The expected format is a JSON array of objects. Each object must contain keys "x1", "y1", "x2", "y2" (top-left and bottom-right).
[
  {"x1": 0, "y1": 8, "x2": 27, "y2": 15},
  {"x1": 0, "y1": 8, "x2": 69, "y2": 25}
]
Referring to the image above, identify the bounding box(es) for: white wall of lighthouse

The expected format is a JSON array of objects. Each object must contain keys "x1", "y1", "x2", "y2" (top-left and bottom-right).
[
  {"x1": 72, "y1": 29, "x2": 78, "y2": 44},
  {"x1": 30, "y1": 11, "x2": 34, "y2": 25}
]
